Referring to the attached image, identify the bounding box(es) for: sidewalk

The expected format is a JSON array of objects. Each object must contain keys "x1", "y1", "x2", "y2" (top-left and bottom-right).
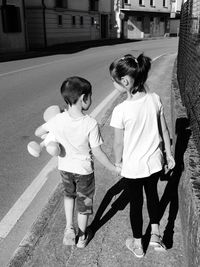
[{"x1": 8, "y1": 54, "x2": 187, "y2": 267}]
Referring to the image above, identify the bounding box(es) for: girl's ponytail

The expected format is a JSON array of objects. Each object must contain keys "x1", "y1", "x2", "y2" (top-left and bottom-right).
[{"x1": 134, "y1": 53, "x2": 151, "y2": 92}]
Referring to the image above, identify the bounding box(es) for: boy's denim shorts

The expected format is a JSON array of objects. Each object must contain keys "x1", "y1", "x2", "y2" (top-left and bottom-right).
[{"x1": 60, "y1": 170, "x2": 95, "y2": 215}]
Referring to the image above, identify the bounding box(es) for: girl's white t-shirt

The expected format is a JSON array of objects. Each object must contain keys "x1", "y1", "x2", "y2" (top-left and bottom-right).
[
  {"x1": 110, "y1": 92, "x2": 164, "y2": 178},
  {"x1": 44, "y1": 111, "x2": 103, "y2": 175}
]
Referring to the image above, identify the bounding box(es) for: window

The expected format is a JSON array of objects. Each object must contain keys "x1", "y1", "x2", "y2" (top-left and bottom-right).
[
  {"x1": 2, "y1": 5, "x2": 22, "y2": 33},
  {"x1": 91, "y1": 17, "x2": 95, "y2": 25},
  {"x1": 163, "y1": 0, "x2": 167, "y2": 7},
  {"x1": 56, "y1": 0, "x2": 63, "y2": 8},
  {"x1": 139, "y1": 0, "x2": 145, "y2": 6},
  {"x1": 150, "y1": 0, "x2": 155, "y2": 7},
  {"x1": 80, "y1": 16, "x2": 83, "y2": 25},
  {"x1": 55, "y1": 0, "x2": 67, "y2": 8},
  {"x1": 72, "y1": 16, "x2": 76, "y2": 25},
  {"x1": 58, "y1": 15, "x2": 63, "y2": 26},
  {"x1": 89, "y1": 0, "x2": 99, "y2": 11}
]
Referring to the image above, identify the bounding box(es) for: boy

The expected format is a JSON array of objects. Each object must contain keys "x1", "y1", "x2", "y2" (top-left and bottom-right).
[{"x1": 44, "y1": 76, "x2": 120, "y2": 248}]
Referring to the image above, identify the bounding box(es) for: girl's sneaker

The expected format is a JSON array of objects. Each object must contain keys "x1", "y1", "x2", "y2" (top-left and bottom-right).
[
  {"x1": 125, "y1": 238, "x2": 144, "y2": 258},
  {"x1": 149, "y1": 233, "x2": 166, "y2": 251},
  {"x1": 63, "y1": 226, "x2": 76, "y2": 246}
]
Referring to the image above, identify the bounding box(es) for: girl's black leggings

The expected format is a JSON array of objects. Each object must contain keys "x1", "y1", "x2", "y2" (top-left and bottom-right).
[{"x1": 123, "y1": 172, "x2": 160, "y2": 239}]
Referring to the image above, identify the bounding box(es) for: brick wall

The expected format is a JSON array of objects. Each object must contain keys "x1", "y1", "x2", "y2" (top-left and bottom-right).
[{"x1": 177, "y1": 0, "x2": 200, "y2": 153}]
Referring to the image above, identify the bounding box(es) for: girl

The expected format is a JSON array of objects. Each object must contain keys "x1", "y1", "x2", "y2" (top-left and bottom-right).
[{"x1": 109, "y1": 54, "x2": 175, "y2": 258}]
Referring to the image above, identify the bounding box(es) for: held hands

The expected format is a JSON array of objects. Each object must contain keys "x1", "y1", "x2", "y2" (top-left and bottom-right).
[
  {"x1": 114, "y1": 162, "x2": 122, "y2": 175},
  {"x1": 166, "y1": 154, "x2": 175, "y2": 170}
]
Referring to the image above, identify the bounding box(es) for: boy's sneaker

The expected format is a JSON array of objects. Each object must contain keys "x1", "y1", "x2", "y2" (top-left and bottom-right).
[
  {"x1": 126, "y1": 238, "x2": 144, "y2": 258},
  {"x1": 149, "y1": 233, "x2": 166, "y2": 251},
  {"x1": 63, "y1": 226, "x2": 76, "y2": 246},
  {"x1": 76, "y1": 228, "x2": 93, "y2": 248}
]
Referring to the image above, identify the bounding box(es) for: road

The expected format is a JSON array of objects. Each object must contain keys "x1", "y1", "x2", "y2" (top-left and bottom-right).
[{"x1": 0, "y1": 38, "x2": 178, "y2": 265}]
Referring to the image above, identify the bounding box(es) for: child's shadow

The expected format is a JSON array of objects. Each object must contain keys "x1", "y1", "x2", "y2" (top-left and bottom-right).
[
  {"x1": 143, "y1": 117, "x2": 191, "y2": 251},
  {"x1": 88, "y1": 178, "x2": 130, "y2": 235}
]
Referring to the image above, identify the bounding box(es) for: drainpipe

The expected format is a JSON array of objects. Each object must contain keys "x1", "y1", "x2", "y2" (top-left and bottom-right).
[
  {"x1": 42, "y1": 0, "x2": 47, "y2": 48},
  {"x1": 22, "y1": 0, "x2": 29, "y2": 51}
]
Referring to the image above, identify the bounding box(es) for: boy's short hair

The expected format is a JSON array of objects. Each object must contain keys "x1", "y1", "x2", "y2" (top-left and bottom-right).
[{"x1": 60, "y1": 76, "x2": 92, "y2": 106}]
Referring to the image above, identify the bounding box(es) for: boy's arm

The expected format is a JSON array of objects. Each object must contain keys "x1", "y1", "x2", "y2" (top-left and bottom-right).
[
  {"x1": 92, "y1": 145, "x2": 120, "y2": 173},
  {"x1": 113, "y1": 128, "x2": 124, "y2": 166},
  {"x1": 160, "y1": 113, "x2": 175, "y2": 169}
]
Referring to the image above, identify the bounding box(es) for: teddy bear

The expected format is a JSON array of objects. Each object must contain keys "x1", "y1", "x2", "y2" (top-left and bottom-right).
[{"x1": 27, "y1": 105, "x2": 61, "y2": 157}]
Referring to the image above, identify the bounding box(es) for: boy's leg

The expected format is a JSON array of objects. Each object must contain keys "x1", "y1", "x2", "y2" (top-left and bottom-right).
[
  {"x1": 60, "y1": 171, "x2": 76, "y2": 246},
  {"x1": 77, "y1": 212, "x2": 89, "y2": 240},
  {"x1": 64, "y1": 195, "x2": 75, "y2": 228},
  {"x1": 76, "y1": 172, "x2": 95, "y2": 248}
]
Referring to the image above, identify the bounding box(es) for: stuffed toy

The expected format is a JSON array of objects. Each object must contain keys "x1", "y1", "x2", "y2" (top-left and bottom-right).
[{"x1": 27, "y1": 105, "x2": 61, "y2": 157}]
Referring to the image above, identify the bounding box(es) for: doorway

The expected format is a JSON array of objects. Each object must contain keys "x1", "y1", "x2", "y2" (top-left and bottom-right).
[{"x1": 101, "y1": 14, "x2": 108, "y2": 39}]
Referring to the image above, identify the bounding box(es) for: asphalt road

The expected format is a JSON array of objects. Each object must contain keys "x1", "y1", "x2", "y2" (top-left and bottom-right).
[{"x1": 0, "y1": 38, "x2": 179, "y2": 265}]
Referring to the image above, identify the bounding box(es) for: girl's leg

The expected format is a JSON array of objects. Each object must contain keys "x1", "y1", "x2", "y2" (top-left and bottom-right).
[
  {"x1": 144, "y1": 173, "x2": 160, "y2": 234},
  {"x1": 126, "y1": 179, "x2": 144, "y2": 258},
  {"x1": 144, "y1": 172, "x2": 166, "y2": 250},
  {"x1": 128, "y1": 179, "x2": 144, "y2": 241}
]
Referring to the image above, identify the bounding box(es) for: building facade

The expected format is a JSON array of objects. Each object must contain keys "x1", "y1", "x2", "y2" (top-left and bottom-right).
[
  {"x1": 0, "y1": 0, "x2": 27, "y2": 52},
  {"x1": 171, "y1": 0, "x2": 182, "y2": 18},
  {"x1": 117, "y1": 0, "x2": 172, "y2": 39},
  {"x1": 24, "y1": 0, "x2": 117, "y2": 49},
  {"x1": 170, "y1": 0, "x2": 182, "y2": 36}
]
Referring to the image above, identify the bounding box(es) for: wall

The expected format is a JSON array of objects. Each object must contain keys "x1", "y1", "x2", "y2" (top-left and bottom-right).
[
  {"x1": 128, "y1": 0, "x2": 171, "y2": 13},
  {"x1": 176, "y1": 0, "x2": 200, "y2": 266},
  {"x1": 0, "y1": 0, "x2": 26, "y2": 52},
  {"x1": 45, "y1": 10, "x2": 100, "y2": 45},
  {"x1": 178, "y1": 0, "x2": 200, "y2": 152},
  {"x1": 25, "y1": 0, "x2": 117, "y2": 48},
  {"x1": 170, "y1": 18, "x2": 180, "y2": 36}
]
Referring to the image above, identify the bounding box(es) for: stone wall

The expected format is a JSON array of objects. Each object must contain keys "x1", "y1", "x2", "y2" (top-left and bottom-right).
[
  {"x1": 171, "y1": 59, "x2": 200, "y2": 267},
  {"x1": 176, "y1": 2, "x2": 200, "y2": 265}
]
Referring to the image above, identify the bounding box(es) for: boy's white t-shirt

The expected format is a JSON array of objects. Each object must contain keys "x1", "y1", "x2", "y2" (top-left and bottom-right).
[
  {"x1": 110, "y1": 92, "x2": 164, "y2": 178},
  {"x1": 44, "y1": 111, "x2": 103, "y2": 175}
]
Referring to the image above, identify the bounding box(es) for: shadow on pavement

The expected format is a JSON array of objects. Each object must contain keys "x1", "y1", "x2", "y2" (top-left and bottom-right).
[
  {"x1": 88, "y1": 178, "x2": 130, "y2": 234},
  {"x1": 0, "y1": 39, "x2": 141, "y2": 62}
]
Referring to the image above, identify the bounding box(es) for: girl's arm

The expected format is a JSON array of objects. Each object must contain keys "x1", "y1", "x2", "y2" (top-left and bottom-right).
[
  {"x1": 160, "y1": 113, "x2": 175, "y2": 169},
  {"x1": 113, "y1": 128, "x2": 124, "y2": 166}
]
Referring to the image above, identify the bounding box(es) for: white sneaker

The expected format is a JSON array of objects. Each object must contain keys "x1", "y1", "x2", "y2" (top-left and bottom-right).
[
  {"x1": 63, "y1": 226, "x2": 76, "y2": 246},
  {"x1": 76, "y1": 228, "x2": 93, "y2": 248}
]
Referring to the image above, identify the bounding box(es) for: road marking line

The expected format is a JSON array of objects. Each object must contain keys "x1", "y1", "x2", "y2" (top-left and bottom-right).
[
  {"x1": 0, "y1": 58, "x2": 70, "y2": 77},
  {"x1": 0, "y1": 54, "x2": 166, "y2": 239},
  {"x1": 0, "y1": 157, "x2": 57, "y2": 239},
  {"x1": 0, "y1": 89, "x2": 119, "y2": 239}
]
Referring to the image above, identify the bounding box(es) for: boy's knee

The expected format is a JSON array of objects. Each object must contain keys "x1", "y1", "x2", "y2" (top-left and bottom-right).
[{"x1": 77, "y1": 194, "x2": 93, "y2": 215}]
